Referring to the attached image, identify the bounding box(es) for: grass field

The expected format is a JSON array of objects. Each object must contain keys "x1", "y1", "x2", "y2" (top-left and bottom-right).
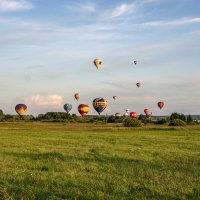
[{"x1": 0, "y1": 122, "x2": 199, "y2": 200}]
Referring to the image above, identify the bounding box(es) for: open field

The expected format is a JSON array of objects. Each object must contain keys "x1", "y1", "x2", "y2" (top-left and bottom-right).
[{"x1": 0, "y1": 122, "x2": 199, "y2": 200}]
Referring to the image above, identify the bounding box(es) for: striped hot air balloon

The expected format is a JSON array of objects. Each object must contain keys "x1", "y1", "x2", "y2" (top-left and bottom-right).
[
  {"x1": 78, "y1": 104, "x2": 89, "y2": 117},
  {"x1": 93, "y1": 97, "x2": 108, "y2": 115},
  {"x1": 15, "y1": 104, "x2": 27, "y2": 119}
]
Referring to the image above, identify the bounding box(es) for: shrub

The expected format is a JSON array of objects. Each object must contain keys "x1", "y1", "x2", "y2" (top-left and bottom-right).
[
  {"x1": 107, "y1": 115, "x2": 115, "y2": 123},
  {"x1": 155, "y1": 118, "x2": 167, "y2": 125},
  {"x1": 123, "y1": 118, "x2": 142, "y2": 127},
  {"x1": 169, "y1": 119, "x2": 186, "y2": 126}
]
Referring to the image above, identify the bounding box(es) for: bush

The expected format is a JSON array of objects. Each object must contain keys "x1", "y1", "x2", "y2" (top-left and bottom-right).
[
  {"x1": 169, "y1": 119, "x2": 186, "y2": 126},
  {"x1": 123, "y1": 118, "x2": 142, "y2": 127},
  {"x1": 107, "y1": 115, "x2": 115, "y2": 123},
  {"x1": 155, "y1": 118, "x2": 167, "y2": 125}
]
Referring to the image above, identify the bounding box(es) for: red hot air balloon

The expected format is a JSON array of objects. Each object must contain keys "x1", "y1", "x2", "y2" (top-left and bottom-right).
[
  {"x1": 158, "y1": 102, "x2": 164, "y2": 109},
  {"x1": 78, "y1": 104, "x2": 89, "y2": 117},
  {"x1": 130, "y1": 112, "x2": 137, "y2": 118}
]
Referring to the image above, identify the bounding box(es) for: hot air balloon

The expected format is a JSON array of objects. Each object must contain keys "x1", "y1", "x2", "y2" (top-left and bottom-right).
[
  {"x1": 93, "y1": 97, "x2": 107, "y2": 115},
  {"x1": 123, "y1": 112, "x2": 129, "y2": 118},
  {"x1": 130, "y1": 112, "x2": 137, "y2": 118},
  {"x1": 144, "y1": 108, "x2": 152, "y2": 118},
  {"x1": 158, "y1": 102, "x2": 164, "y2": 110},
  {"x1": 126, "y1": 108, "x2": 130, "y2": 113},
  {"x1": 94, "y1": 58, "x2": 102, "y2": 69},
  {"x1": 78, "y1": 104, "x2": 89, "y2": 117},
  {"x1": 74, "y1": 93, "x2": 80, "y2": 101},
  {"x1": 63, "y1": 103, "x2": 72, "y2": 113},
  {"x1": 113, "y1": 96, "x2": 116, "y2": 100},
  {"x1": 115, "y1": 113, "x2": 121, "y2": 117},
  {"x1": 134, "y1": 60, "x2": 138, "y2": 65},
  {"x1": 15, "y1": 104, "x2": 27, "y2": 119},
  {"x1": 136, "y1": 82, "x2": 141, "y2": 88}
]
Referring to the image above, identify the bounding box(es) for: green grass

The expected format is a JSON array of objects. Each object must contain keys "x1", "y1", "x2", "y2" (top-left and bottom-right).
[{"x1": 0, "y1": 122, "x2": 199, "y2": 200}]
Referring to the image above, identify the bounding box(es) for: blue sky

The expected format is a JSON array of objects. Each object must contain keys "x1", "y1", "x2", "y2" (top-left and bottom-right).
[{"x1": 0, "y1": 0, "x2": 200, "y2": 116}]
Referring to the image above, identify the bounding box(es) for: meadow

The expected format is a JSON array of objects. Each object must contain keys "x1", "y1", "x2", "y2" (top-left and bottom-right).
[{"x1": 0, "y1": 122, "x2": 199, "y2": 200}]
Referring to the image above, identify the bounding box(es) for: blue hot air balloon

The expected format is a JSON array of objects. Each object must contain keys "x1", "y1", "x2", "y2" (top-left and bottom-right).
[
  {"x1": 63, "y1": 103, "x2": 72, "y2": 113},
  {"x1": 93, "y1": 97, "x2": 108, "y2": 115}
]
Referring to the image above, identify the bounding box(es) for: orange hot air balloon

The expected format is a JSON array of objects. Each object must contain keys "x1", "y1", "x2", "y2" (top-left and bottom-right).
[
  {"x1": 136, "y1": 82, "x2": 141, "y2": 88},
  {"x1": 15, "y1": 104, "x2": 27, "y2": 119},
  {"x1": 74, "y1": 93, "x2": 80, "y2": 101},
  {"x1": 78, "y1": 104, "x2": 89, "y2": 117},
  {"x1": 130, "y1": 112, "x2": 137, "y2": 118},
  {"x1": 158, "y1": 102, "x2": 164, "y2": 109}
]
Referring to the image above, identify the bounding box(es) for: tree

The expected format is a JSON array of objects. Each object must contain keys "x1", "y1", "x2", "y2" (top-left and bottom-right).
[
  {"x1": 187, "y1": 115, "x2": 193, "y2": 123},
  {"x1": 0, "y1": 109, "x2": 3, "y2": 116},
  {"x1": 170, "y1": 113, "x2": 186, "y2": 121}
]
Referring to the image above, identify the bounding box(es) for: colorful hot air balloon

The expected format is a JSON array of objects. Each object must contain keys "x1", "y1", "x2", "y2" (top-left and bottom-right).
[
  {"x1": 74, "y1": 93, "x2": 80, "y2": 101},
  {"x1": 144, "y1": 108, "x2": 152, "y2": 118},
  {"x1": 113, "y1": 96, "x2": 116, "y2": 100},
  {"x1": 130, "y1": 112, "x2": 138, "y2": 118},
  {"x1": 78, "y1": 104, "x2": 89, "y2": 117},
  {"x1": 15, "y1": 104, "x2": 27, "y2": 119},
  {"x1": 158, "y1": 102, "x2": 164, "y2": 110},
  {"x1": 93, "y1": 97, "x2": 108, "y2": 115},
  {"x1": 94, "y1": 58, "x2": 102, "y2": 69},
  {"x1": 115, "y1": 113, "x2": 121, "y2": 117},
  {"x1": 136, "y1": 82, "x2": 141, "y2": 88},
  {"x1": 63, "y1": 103, "x2": 72, "y2": 113}
]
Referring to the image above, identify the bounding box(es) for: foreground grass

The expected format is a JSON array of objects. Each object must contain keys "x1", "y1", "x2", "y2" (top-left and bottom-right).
[{"x1": 0, "y1": 122, "x2": 199, "y2": 200}]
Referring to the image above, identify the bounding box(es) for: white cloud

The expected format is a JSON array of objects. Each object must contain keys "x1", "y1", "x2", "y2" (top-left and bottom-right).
[
  {"x1": 25, "y1": 94, "x2": 63, "y2": 107},
  {"x1": 66, "y1": 2, "x2": 95, "y2": 13},
  {"x1": 0, "y1": 0, "x2": 33, "y2": 11},
  {"x1": 141, "y1": 18, "x2": 200, "y2": 27},
  {"x1": 101, "y1": 3, "x2": 135, "y2": 19}
]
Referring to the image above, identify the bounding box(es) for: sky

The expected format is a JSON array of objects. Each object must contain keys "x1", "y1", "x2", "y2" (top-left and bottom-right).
[{"x1": 0, "y1": 0, "x2": 200, "y2": 116}]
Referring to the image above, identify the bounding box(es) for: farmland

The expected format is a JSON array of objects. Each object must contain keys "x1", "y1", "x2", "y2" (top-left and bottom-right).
[{"x1": 0, "y1": 122, "x2": 199, "y2": 199}]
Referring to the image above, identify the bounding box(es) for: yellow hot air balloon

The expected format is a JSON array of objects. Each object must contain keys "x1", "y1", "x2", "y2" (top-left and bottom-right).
[
  {"x1": 74, "y1": 93, "x2": 80, "y2": 101},
  {"x1": 94, "y1": 58, "x2": 102, "y2": 69}
]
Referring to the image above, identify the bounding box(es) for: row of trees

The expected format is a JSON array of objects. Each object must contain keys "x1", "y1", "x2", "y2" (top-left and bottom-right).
[{"x1": 0, "y1": 110, "x2": 197, "y2": 125}]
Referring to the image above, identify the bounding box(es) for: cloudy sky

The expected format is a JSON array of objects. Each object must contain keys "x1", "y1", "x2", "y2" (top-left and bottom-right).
[{"x1": 0, "y1": 0, "x2": 199, "y2": 116}]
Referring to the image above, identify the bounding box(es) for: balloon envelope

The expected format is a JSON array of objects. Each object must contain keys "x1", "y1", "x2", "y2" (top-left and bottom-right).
[
  {"x1": 158, "y1": 102, "x2": 164, "y2": 109},
  {"x1": 136, "y1": 82, "x2": 141, "y2": 88},
  {"x1": 115, "y1": 113, "x2": 121, "y2": 117},
  {"x1": 63, "y1": 103, "x2": 72, "y2": 113},
  {"x1": 130, "y1": 112, "x2": 137, "y2": 118},
  {"x1": 15, "y1": 104, "x2": 27, "y2": 116},
  {"x1": 74, "y1": 93, "x2": 80, "y2": 100},
  {"x1": 113, "y1": 96, "x2": 116, "y2": 100},
  {"x1": 78, "y1": 104, "x2": 89, "y2": 117},
  {"x1": 94, "y1": 58, "x2": 102, "y2": 69},
  {"x1": 134, "y1": 60, "x2": 138, "y2": 65},
  {"x1": 93, "y1": 97, "x2": 107, "y2": 115}
]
